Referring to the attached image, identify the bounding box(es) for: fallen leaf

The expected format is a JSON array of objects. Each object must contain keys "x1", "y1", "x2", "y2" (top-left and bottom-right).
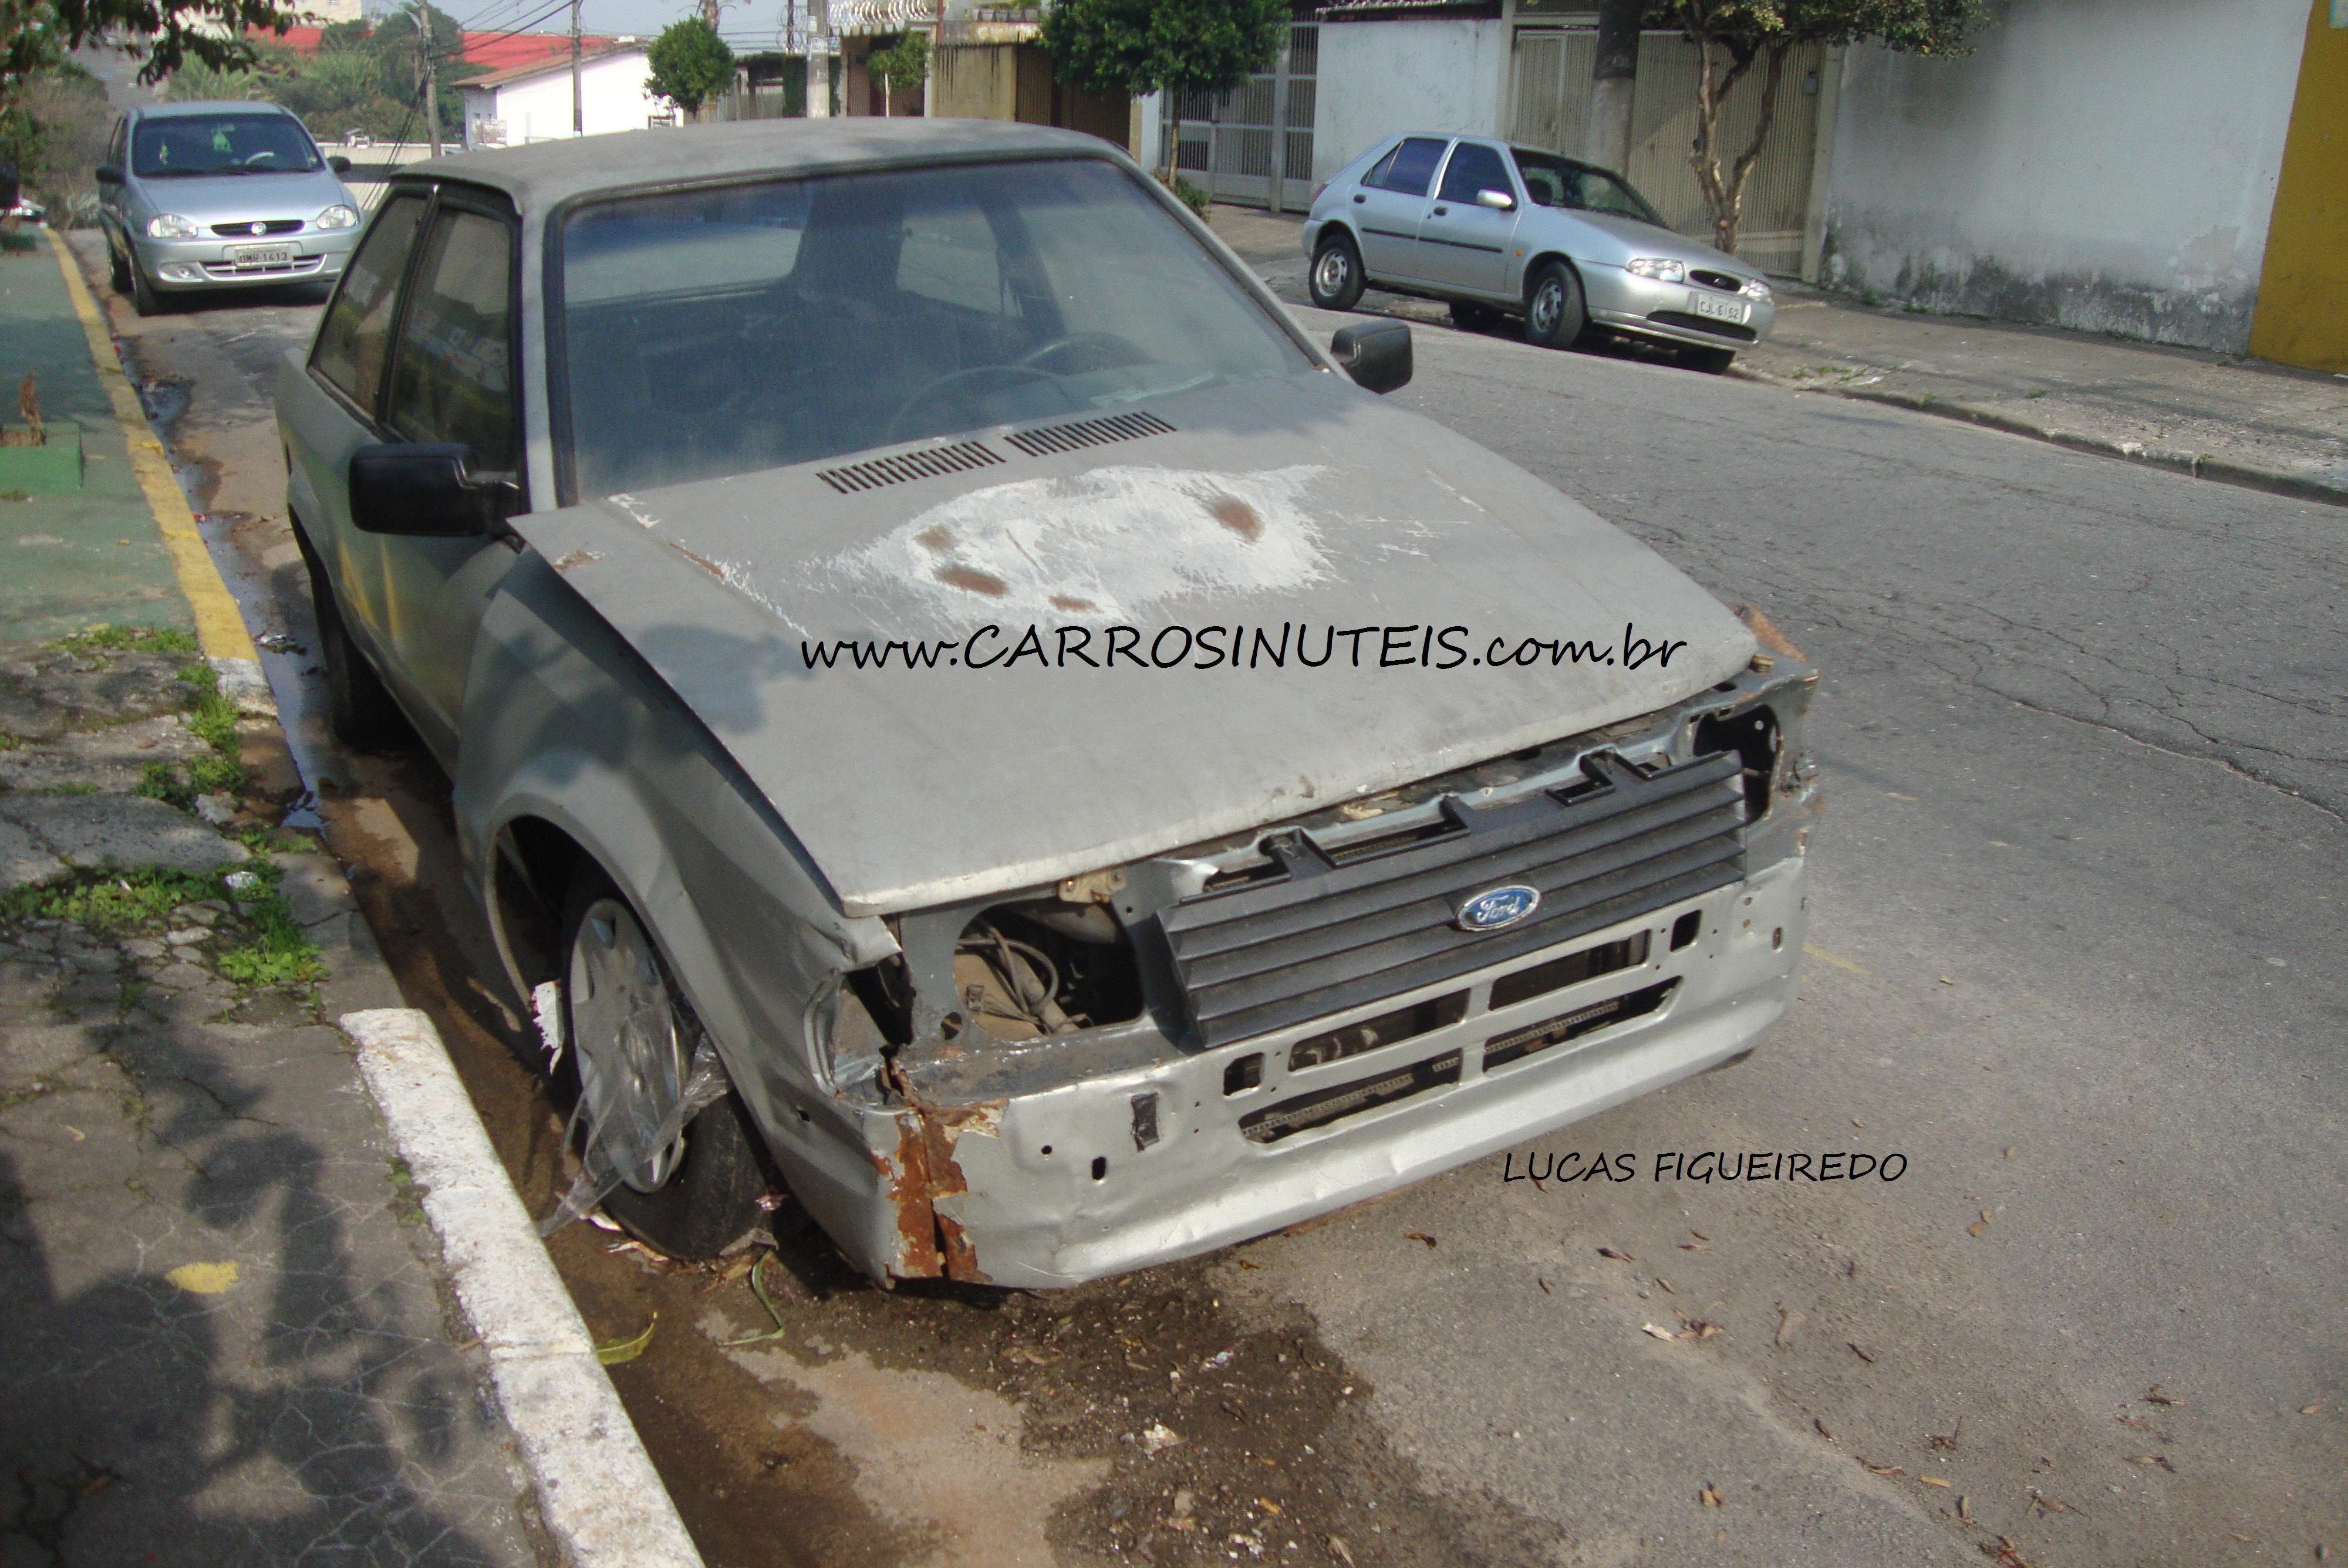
[
  {"x1": 1852, "y1": 1117, "x2": 1867, "y2": 1128},
  {"x1": 1239, "y1": 1259, "x2": 1261, "y2": 1269},
  {"x1": 1172, "y1": 1489, "x2": 1195, "y2": 1520},
  {"x1": 1654, "y1": 1275, "x2": 1675, "y2": 1294},
  {"x1": 595, "y1": 1312, "x2": 657, "y2": 1365},
  {"x1": 1689, "y1": 1229, "x2": 1709, "y2": 1241},
  {"x1": 2116, "y1": 1414, "x2": 2168, "y2": 1438},
  {"x1": 1598, "y1": 1246, "x2": 1635, "y2": 1262},
  {"x1": 1679, "y1": 1241, "x2": 1711, "y2": 1252},
  {"x1": 1687, "y1": 1319, "x2": 1720, "y2": 1340},
  {"x1": 2301, "y1": 1404, "x2": 2322, "y2": 1415},
  {"x1": 1140, "y1": 1422, "x2": 1183, "y2": 1456},
  {"x1": 1918, "y1": 1475, "x2": 1951, "y2": 1488},
  {"x1": 1814, "y1": 1418, "x2": 1835, "y2": 1441},
  {"x1": 1775, "y1": 1306, "x2": 1805, "y2": 1348},
  {"x1": 164, "y1": 1261, "x2": 239, "y2": 1295},
  {"x1": 1404, "y1": 1232, "x2": 1438, "y2": 1249},
  {"x1": 1255, "y1": 1498, "x2": 1283, "y2": 1515},
  {"x1": 2229, "y1": 1535, "x2": 2254, "y2": 1545},
  {"x1": 1928, "y1": 1416, "x2": 1962, "y2": 1451},
  {"x1": 1968, "y1": 1211, "x2": 1991, "y2": 1238},
  {"x1": 2003, "y1": 1147, "x2": 2017, "y2": 1159},
  {"x1": 1886, "y1": 790, "x2": 1919, "y2": 802},
  {"x1": 1537, "y1": 1278, "x2": 1552, "y2": 1295},
  {"x1": 1642, "y1": 1323, "x2": 1679, "y2": 1341},
  {"x1": 2142, "y1": 1385, "x2": 2179, "y2": 1406},
  {"x1": 2027, "y1": 1489, "x2": 2071, "y2": 1516},
  {"x1": 1699, "y1": 1483, "x2": 1722, "y2": 1508},
  {"x1": 1863, "y1": 1461, "x2": 1904, "y2": 1477},
  {"x1": 1958, "y1": 1494, "x2": 1972, "y2": 1520},
  {"x1": 1938, "y1": 974, "x2": 1955, "y2": 985},
  {"x1": 1328, "y1": 1537, "x2": 1357, "y2": 1568},
  {"x1": 1848, "y1": 1342, "x2": 1877, "y2": 1364},
  {"x1": 2123, "y1": 1454, "x2": 2175, "y2": 1472},
  {"x1": 1005, "y1": 1344, "x2": 1064, "y2": 1367}
]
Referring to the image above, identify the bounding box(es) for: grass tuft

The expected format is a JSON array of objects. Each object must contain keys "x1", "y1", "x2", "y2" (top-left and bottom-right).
[{"x1": 52, "y1": 624, "x2": 201, "y2": 657}]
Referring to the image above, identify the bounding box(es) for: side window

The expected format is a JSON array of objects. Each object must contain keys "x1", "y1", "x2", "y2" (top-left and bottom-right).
[
  {"x1": 386, "y1": 208, "x2": 517, "y2": 472},
  {"x1": 311, "y1": 195, "x2": 426, "y2": 412},
  {"x1": 1438, "y1": 143, "x2": 1512, "y2": 205},
  {"x1": 1361, "y1": 143, "x2": 1401, "y2": 190},
  {"x1": 1378, "y1": 137, "x2": 1449, "y2": 198},
  {"x1": 106, "y1": 119, "x2": 125, "y2": 166}
]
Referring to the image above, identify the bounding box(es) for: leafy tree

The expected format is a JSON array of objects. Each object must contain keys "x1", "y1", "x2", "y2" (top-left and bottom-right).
[
  {"x1": 646, "y1": 16, "x2": 734, "y2": 118},
  {"x1": 865, "y1": 29, "x2": 926, "y2": 117},
  {"x1": 1043, "y1": 0, "x2": 1287, "y2": 176},
  {"x1": 163, "y1": 7, "x2": 475, "y2": 146},
  {"x1": 1645, "y1": 0, "x2": 1987, "y2": 255}
]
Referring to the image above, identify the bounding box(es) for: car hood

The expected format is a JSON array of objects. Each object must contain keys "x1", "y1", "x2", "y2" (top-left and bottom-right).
[
  {"x1": 509, "y1": 371, "x2": 1756, "y2": 915},
  {"x1": 135, "y1": 170, "x2": 349, "y2": 222},
  {"x1": 1549, "y1": 209, "x2": 1757, "y2": 276}
]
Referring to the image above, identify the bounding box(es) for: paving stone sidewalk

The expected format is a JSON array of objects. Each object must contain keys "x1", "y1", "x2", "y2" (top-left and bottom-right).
[
  {"x1": 1212, "y1": 202, "x2": 2347, "y2": 506},
  {"x1": 0, "y1": 634, "x2": 549, "y2": 1567}
]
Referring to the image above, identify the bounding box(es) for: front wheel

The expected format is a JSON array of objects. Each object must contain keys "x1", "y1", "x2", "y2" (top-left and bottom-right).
[
  {"x1": 296, "y1": 528, "x2": 411, "y2": 752},
  {"x1": 561, "y1": 869, "x2": 771, "y2": 1260},
  {"x1": 1523, "y1": 261, "x2": 1587, "y2": 350},
  {"x1": 107, "y1": 241, "x2": 131, "y2": 295},
  {"x1": 1308, "y1": 233, "x2": 1365, "y2": 312},
  {"x1": 129, "y1": 262, "x2": 161, "y2": 317}
]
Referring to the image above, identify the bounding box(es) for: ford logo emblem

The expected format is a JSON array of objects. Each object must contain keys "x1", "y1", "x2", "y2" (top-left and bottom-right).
[{"x1": 1456, "y1": 884, "x2": 1541, "y2": 933}]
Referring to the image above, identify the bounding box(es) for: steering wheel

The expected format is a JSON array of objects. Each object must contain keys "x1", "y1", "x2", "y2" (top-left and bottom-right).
[
  {"x1": 882, "y1": 362, "x2": 1076, "y2": 445},
  {"x1": 1014, "y1": 331, "x2": 1148, "y2": 376}
]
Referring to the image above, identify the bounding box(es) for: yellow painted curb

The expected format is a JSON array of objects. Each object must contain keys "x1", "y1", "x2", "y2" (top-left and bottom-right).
[{"x1": 48, "y1": 229, "x2": 257, "y2": 662}]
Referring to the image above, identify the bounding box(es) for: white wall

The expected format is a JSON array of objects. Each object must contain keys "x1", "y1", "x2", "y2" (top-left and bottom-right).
[
  {"x1": 1820, "y1": 0, "x2": 2310, "y2": 353},
  {"x1": 463, "y1": 51, "x2": 666, "y2": 147},
  {"x1": 1313, "y1": 19, "x2": 1509, "y2": 181}
]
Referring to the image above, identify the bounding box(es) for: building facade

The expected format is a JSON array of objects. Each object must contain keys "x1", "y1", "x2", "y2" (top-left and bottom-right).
[{"x1": 458, "y1": 47, "x2": 665, "y2": 149}]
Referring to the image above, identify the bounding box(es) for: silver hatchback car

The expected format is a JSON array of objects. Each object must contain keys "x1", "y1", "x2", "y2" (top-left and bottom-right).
[
  {"x1": 96, "y1": 101, "x2": 364, "y2": 315},
  {"x1": 1303, "y1": 133, "x2": 1777, "y2": 370}
]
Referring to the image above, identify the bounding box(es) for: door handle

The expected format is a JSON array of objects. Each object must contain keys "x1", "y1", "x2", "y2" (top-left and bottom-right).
[
  {"x1": 1432, "y1": 205, "x2": 1449, "y2": 216},
  {"x1": 1352, "y1": 193, "x2": 1365, "y2": 204}
]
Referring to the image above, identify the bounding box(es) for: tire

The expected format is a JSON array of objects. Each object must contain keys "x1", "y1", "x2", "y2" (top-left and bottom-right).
[
  {"x1": 1449, "y1": 300, "x2": 1502, "y2": 332},
  {"x1": 296, "y1": 528, "x2": 411, "y2": 752},
  {"x1": 1308, "y1": 232, "x2": 1365, "y2": 312},
  {"x1": 1523, "y1": 260, "x2": 1587, "y2": 350},
  {"x1": 1683, "y1": 344, "x2": 1739, "y2": 374},
  {"x1": 129, "y1": 261, "x2": 161, "y2": 317},
  {"x1": 107, "y1": 241, "x2": 131, "y2": 295},
  {"x1": 560, "y1": 868, "x2": 770, "y2": 1261}
]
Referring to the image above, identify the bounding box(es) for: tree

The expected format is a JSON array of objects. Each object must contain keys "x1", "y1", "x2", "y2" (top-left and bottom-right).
[
  {"x1": 646, "y1": 16, "x2": 733, "y2": 119},
  {"x1": 865, "y1": 29, "x2": 926, "y2": 117},
  {"x1": 1043, "y1": 0, "x2": 1287, "y2": 178},
  {"x1": 1646, "y1": 0, "x2": 1986, "y2": 255}
]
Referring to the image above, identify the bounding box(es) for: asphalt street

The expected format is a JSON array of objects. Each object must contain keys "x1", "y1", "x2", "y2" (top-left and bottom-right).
[{"x1": 97, "y1": 256, "x2": 2346, "y2": 1568}]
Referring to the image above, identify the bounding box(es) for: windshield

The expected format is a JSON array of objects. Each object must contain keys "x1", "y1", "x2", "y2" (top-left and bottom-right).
[
  {"x1": 1510, "y1": 150, "x2": 1664, "y2": 227},
  {"x1": 133, "y1": 114, "x2": 321, "y2": 177},
  {"x1": 557, "y1": 157, "x2": 1312, "y2": 496}
]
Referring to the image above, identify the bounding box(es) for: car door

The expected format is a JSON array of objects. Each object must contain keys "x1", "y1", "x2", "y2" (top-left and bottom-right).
[
  {"x1": 280, "y1": 187, "x2": 430, "y2": 673},
  {"x1": 98, "y1": 116, "x2": 128, "y2": 251},
  {"x1": 1413, "y1": 141, "x2": 1519, "y2": 296},
  {"x1": 367, "y1": 192, "x2": 524, "y2": 758},
  {"x1": 1349, "y1": 136, "x2": 1448, "y2": 283}
]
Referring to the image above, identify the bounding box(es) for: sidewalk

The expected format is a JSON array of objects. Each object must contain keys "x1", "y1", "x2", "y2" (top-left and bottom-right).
[
  {"x1": 0, "y1": 229, "x2": 689, "y2": 1564},
  {"x1": 1211, "y1": 203, "x2": 2347, "y2": 507}
]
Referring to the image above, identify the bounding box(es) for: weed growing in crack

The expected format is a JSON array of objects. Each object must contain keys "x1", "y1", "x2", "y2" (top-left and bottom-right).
[
  {"x1": 49, "y1": 624, "x2": 201, "y2": 658},
  {"x1": 1, "y1": 863, "x2": 325, "y2": 990}
]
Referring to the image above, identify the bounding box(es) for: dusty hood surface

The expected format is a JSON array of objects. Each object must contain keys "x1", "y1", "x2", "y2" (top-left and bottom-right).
[{"x1": 511, "y1": 372, "x2": 1754, "y2": 915}]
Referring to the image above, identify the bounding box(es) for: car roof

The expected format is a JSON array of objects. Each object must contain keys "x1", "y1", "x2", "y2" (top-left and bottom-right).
[
  {"x1": 407, "y1": 118, "x2": 1118, "y2": 214},
  {"x1": 132, "y1": 100, "x2": 296, "y2": 120}
]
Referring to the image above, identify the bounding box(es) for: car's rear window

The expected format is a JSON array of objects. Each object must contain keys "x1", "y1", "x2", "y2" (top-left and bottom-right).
[
  {"x1": 556, "y1": 157, "x2": 1310, "y2": 498},
  {"x1": 133, "y1": 114, "x2": 320, "y2": 177}
]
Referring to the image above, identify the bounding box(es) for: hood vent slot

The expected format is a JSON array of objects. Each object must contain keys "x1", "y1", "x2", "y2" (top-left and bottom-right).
[
  {"x1": 1004, "y1": 411, "x2": 1175, "y2": 458},
  {"x1": 816, "y1": 440, "x2": 1005, "y2": 494}
]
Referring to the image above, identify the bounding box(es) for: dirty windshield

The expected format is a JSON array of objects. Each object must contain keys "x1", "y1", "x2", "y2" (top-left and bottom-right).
[
  {"x1": 132, "y1": 114, "x2": 322, "y2": 177},
  {"x1": 557, "y1": 157, "x2": 1311, "y2": 496}
]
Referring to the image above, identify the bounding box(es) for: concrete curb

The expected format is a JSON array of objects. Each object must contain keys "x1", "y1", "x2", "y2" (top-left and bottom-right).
[
  {"x1": 1732, "y1": 366, "x2": 2348, "y2": 509},
  {"x1": 341, "y1": 1008, "x2": 705, "y2": 1568}
]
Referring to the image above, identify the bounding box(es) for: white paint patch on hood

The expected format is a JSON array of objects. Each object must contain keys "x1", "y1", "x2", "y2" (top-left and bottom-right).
[{"x1": 815, "y1": 464, "x2": 1332, "y2": 623}]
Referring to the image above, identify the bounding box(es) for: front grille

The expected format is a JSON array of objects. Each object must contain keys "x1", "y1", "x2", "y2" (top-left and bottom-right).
[
  {"x1": 1158, "y1": 751, "x2": 1747, "y2": 1047},
  {"x1": 1647, "y1": 310, "x2": 1757, "y2": 343},
  {"x1": 1690, "y1": 268, "x2": 1741, "y2": 293},
  {"x1": 200, "y1": 256, "x2": 323, "y2": 279},
  {"x1": 1240, "y1": 1047, "x2": 1462, "y2": 1144},
  {"x1": 212, "y1": 219, "x2": 303, "y2": 236}
]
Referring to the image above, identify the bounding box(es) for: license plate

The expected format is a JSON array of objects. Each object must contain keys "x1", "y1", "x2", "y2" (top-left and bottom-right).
[
  {"x1": 230, "y1": 243, "x2": 294, "y2": 266},
  {"x1": 1690, "y1": 291, "x2": 1749, "y2": 324}
]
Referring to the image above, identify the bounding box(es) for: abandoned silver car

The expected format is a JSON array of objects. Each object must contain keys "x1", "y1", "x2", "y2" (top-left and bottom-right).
[{"x1": 276, "y1": 119, "x2": 1818, "y2": 1289}]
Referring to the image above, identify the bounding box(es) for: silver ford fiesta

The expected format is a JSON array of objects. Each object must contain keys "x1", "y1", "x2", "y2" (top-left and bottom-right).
[
  {"x1": 96, "y1": 100, "x2": 365, "y2": 316},
  {"x1": 1302, "y1": 133, "x2": 1777, "y2": 371}
]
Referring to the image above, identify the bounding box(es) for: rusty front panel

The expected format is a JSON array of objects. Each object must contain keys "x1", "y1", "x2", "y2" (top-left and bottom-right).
[{"x1": 881, "y1": 1115, "x2": 944, "y2": 1278}]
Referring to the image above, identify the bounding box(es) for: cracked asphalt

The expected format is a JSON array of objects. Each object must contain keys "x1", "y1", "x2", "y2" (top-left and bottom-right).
[{"x1": 76, "y1": 237, "x2": 2347, "y2": 1567}]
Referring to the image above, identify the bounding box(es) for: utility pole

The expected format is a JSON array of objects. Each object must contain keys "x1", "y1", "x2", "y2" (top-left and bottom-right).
[
  {"x1": 410, "y1": 4, "x2": 442, "y2": 157},
  {"x1": 570, "y1": 0, "x2": 583, "y2": 136},
  {"x1": 1585, "y1": 0, "x2": 1641, "y2": 175}
]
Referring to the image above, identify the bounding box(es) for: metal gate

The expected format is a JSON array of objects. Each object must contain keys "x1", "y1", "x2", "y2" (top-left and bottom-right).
[
  {"x1": 1507, "y1": 27, "x2": 1824, "y2": 272},
  {"x1": 1162, "y1": 22, "x2": 1318, "y2": 213}
]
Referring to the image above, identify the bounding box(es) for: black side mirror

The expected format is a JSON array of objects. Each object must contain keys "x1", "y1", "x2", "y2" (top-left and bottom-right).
[
  {"x1": 1331, "y1": 320, "x2": 1412, "y2": 395},
  {"x1": 94, "y1": 165, "x2": 124, "y2": 185},
  {"x1": 328, "y1": 155, "x2": 352, "y2": 174},
  {"x1": 349, "y1": 443, "x2": 518, "y2": 537}
]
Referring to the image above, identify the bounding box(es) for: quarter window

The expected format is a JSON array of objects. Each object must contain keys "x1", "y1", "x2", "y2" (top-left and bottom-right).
[
  {"x1": 1438, "y1": 143, "x2": 1512, "y2": 205},
  {"x1": 311, "y1": 194, "x2": 426, "y2": 412},
  {"x1": 1372, "y1": 137, "x2": 1449, "y2": 198},
  {"x1": 386, "y1": 208, "x2": 518, "y2": 472}
]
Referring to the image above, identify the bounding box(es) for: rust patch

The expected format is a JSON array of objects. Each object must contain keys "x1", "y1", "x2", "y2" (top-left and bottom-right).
[
  {"x1": 914, "y1": 525, "x2": 954, "y2": 553},
  {"x1": 667, "y1": 540, "x2": 727, "y2": 580},
  {"x1": 880, "y1": 1065, "x2": 999, "y2": 1285},
  {"x1": 1205, "y1": 494, "x2": 1261, "y2": 542},
  {"x1": 935, "y1": 564, "x2": 1009, "y2": 597},
  {"x1": 1737, "y1": 601, "x2": 1809, "y2": 663},
  {"x1": 882, "y1": 1114, "x2": 944, "y2": 1279},
  {"x1": 551, "y1": 549, "x2": 604, "y2": 573},
  {"x1": 1049, "y1": 594, "x2": 1097, "y2": 613}
]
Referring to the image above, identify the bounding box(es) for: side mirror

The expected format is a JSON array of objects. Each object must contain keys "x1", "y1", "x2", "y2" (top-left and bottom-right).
[
  {"x1": 94, "y1": 165, "x2": 124, "y2": 185},
  {"x1": 328, "y1": 155, "x2": 353, "y2": 174},
  {"x1": 1475, "y1": 188, "x2": 1515, "y2": 211},
  {"x1": 1330, "y1": 320, "x2": 1412, "y2": 395},
  {"x1": 349, "y1": 442, "x2": 518, "y2": 537}
]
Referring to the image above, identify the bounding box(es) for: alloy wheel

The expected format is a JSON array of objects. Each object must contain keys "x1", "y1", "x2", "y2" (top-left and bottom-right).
[{"x1": 568, "y1": 895, "x2": 690, "y2": 1193}]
